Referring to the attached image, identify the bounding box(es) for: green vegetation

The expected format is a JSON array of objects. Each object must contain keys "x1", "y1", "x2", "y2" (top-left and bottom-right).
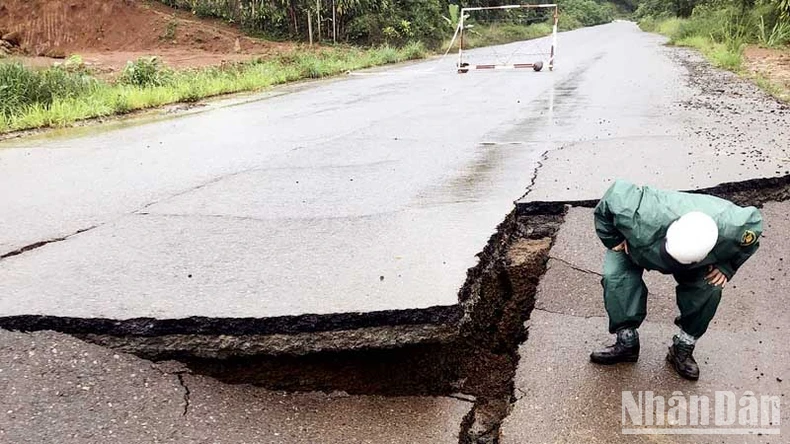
[
  {"x1": 637, "y1": 1, "x2": 790, "y2": 70},
  {"x1": 118, "y1": 57, "x2": 175, "y2": 87},
  {"x1": 156, "y1": 0, "x2": 616, "y2": 46},
  {"x1": 637, "y1": 0, "x2": 790, "y2": 101},
  {"x1": 0, "y1": 44, "x2": 427, "y2": 134},
  {"x1": 559, "y1": 0, "x2": 619, "y2": 29},
  {"x1": 0, "y1": 63, "x2": 99, "y2": 119},
  {"x1": 0, "y1": 1, "x2": 625, "y2": 134},
  {"x1": 443, "y1": 0, "x2": 616, "y2": 50},
  {"x1": 158, "y1": 0, "x2": 448, "y2": 46}
]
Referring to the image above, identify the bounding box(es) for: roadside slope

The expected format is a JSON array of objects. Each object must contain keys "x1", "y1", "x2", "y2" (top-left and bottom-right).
[{"x1": 0, "y1": 0, "x2": 274, "y2": 56}]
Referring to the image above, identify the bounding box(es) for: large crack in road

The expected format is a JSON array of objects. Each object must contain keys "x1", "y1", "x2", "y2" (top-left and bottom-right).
[
  {"x1": 459, "y1": 174, "x2": 790, "y2": 443},
  {"x1": 2, "y1": 22, "x2": 790, "y2": 443},
  {"x1": 9, "y1": 174, "x2": 775, "y2": 444}
]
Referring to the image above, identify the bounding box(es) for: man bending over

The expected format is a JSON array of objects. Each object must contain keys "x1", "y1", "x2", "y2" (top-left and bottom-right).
[{"x1": 590, "y1": 180, "x2": 762, "y2": 380}]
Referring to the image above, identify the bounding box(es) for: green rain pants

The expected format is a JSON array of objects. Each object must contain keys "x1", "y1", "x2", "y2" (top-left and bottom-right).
[{"x1": 601, "y1": 250, "x2": 722, "y2": 338}]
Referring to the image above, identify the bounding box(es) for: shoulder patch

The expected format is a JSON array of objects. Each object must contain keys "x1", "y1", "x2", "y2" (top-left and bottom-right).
[{"x1": 741, "y1": 230, "x2": 757, "y2": 246}]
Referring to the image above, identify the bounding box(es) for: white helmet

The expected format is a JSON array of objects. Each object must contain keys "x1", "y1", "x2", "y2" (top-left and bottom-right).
[{"x1": 665, "y1": 212, "x2": 718, "y2": 264}]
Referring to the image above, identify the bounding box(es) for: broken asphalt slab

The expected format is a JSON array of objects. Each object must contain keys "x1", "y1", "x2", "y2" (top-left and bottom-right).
[
  {"x1": 7, "y1": 21, "x2": 785, "y2": 358},
  {"x1": 499, "y1": 200, "x2": 790, "y2": 443},
  {"x1": 500, "y1": 44, "x2": 790, "y2": 442},
  {"x1": 1, "y1": 20, "x2": 790, "y2": 444},
  {"x1": 0, "y1": 329, "x2": 470, "y2": 444},
  {"x1": 0, "y1": 27, "x2": 576, "y2": 355},
  {"x1": 500, "y1": 310, "x2": 789, "y2": 443}
]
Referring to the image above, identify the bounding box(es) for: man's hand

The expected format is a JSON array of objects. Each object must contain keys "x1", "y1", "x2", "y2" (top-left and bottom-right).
[
  {"x1": 612, "y1": 240, "x2": 629, "y2": 254},
  {"x1": 705, "y1": 266, "x2": 728, "y2": 287}
]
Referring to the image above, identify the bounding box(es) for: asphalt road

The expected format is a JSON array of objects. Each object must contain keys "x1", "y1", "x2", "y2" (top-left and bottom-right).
[
  {"x1": 1, "y1": 20, "x2": 789, "y2": 444},
  {"x1": 0, "y1": 24, "x2": 580, "y2": 320},
  {"x1": 9, "y1": 20, "x2": 776, "y2": 322},
  {"x1": 500, "y1": 22, "x2": 790, "y2": 443},
  {"x1": 9, "y1": 20, "x2": 783, "y2": 323},
  {"x1": 501, "y1": 204, "x2": 789, "y2": 443},
  {"x1": 0, "y1": 329, "x2": 469, "y2": 444},
  {"x1": 0, "y1": 23, "x2": 667, "y2": 321},
  {"x1": 0, "y1": 16, "x2": 790, "y2": 443}
]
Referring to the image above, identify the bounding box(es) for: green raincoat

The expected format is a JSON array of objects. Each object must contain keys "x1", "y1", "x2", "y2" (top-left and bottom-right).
[{"x1": 594, "y1": 180, "x2": 763, "y2": 337}]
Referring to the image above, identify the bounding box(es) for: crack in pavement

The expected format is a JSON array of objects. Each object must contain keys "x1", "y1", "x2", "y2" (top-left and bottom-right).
[
  {"x1": 518, "y1": 149, "x2": 550, "y2": 202},
  {"x1": 177, "y1": 373, "x2": 191, "y2": 417},
  {"x1": 548, "y1": 255, "x2": 602, "y2": 276},
  {"x1": 532, "y1": 307, "x2": 608, "y2": 321},
  {"x1": 547, "y1": 256, "x2": 674, "y2": 300},
  {"x1": 149, "y1": 362, "x2": 192, "y2": 417},
  {"x1": 448, "y1": 394, "x2": 477, "y2": 403},
  {"x1": 515, "y1": 132, "x2": 685, "y2": 205},
  {"x1": 516, "y1": 139, "x2": 580, "y2": 203},
  {"x1": 134, "y1": 210, "x2": 400, "y2": 223},
  {"x1": 0, "y1": 167, "x2": 266, "y2": 261},
  {"x1": 136, "y1": 166, "x2": 265, "y2": 213},
  {"x1": 0, "y1": 225, "x2": 99, "y2": 261}
]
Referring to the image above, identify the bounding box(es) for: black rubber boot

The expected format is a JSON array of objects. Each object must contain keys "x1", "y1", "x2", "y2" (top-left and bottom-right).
[
  {"x1": 667, "y1": 335, "x2": 700, "y2": 381},
  {"x1": 590, "y1": 328, "x2": 640, "y2": 365}
]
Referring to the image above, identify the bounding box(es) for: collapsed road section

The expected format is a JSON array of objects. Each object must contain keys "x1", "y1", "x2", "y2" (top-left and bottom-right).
[
  {"x1": 2, "y1": 174, "x2": 787, "y2": 443},
  {"x1": 1, "y1": 20, "x2": 789, "y2": 442}
]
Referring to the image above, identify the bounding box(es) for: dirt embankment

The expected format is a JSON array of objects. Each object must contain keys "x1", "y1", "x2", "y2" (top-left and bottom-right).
[{"x1": 0, "y1": 0, "x2": 290, "y2": 69}]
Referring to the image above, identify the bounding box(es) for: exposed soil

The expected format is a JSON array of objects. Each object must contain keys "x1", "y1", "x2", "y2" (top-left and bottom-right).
[
  {"x1": 0, "y1": 0, "x2": 293, "y2": 71},
  {"x1": 744, "y1": 45, "x2": 790, "y2": 90},
  {"x1": 742, "y1": 45, "x2": 790, "y2": 105}
]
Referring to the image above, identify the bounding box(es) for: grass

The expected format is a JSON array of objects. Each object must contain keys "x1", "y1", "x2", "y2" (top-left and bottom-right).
[
  {"x1": 752, "y1": 72, "x2": 790, "y2": 102},
  {"x1": 639, "y1": 16, "x2": 745, "y2": 71},
  {"x1": 639, "y1": 16, "x2": 683, "y2": 36},
  {"x1": 0, "y1": 42, "x2": 428, "y2": 134},
  {"x1": 639, "y1": 13, "x2": 790, "y2": 102},
  {"x1": 673, "y1": 35, "x2": 744, "y2": 70}
]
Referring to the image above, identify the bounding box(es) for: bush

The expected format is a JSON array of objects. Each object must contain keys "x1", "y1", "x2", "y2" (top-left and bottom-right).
[
  {"x1": 559, "y1": 14, "x2": 584, "y2": 31},
  {"x1": 639, "y1": 1, "x2": 790, "y2": 50},
  {"x1": 709, "y1": 44, "x2": 743, "y2": 69},
  {"x1": 118, "y1": 57, "x2": 173, "y2": 87},
  {"x1": 560, "y1": 0, "x2": 615, "y2": 27},
  {"x1": 672, "y1": 15, "x2": 716, "y2": 41},
  {"x1": 401, "y1": 41, "x2": 428, "y2": 59},
  {"x1": 634, "y1": 0, "x2": 674, "y2": 20},
  {"x1": 295, "y1": 53, "x2": 325, "y2": 78},
  {"x1": 639, "y1": 6, "x2": 750, "y2": 73},
  {"x1": 0, "y1": 63, "x2": 98, "y2": 117},
  {"x1": 373, "y1": 45, "x2": 401, "y2": 64},
  {"x1": 757, "y1": 8, "x2": 790, "y2": 46}
]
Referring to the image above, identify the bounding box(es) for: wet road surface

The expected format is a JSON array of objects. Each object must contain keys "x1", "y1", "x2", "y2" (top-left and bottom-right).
[
  {"x1": 0, "y1": 25, "x2": 593, "y2": 320},
  {"x1": 500, "y1": 204, "x2": 789, "y2": 443},
  {"x1": 502, "y1": 25, "x2": 790, "y2": 444},
  {"x1": 9, "y1": 21, "x2": 781, "y2": 323},
  {"x1": 1, "y1": 20, "x2": 789, "y2": 443},
  {"x1": 6, "y1": 21, "x2": 780, "y2": 323},
  {"x1": 0, "y1": 329, "x2": 469, "y2": 443}
]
